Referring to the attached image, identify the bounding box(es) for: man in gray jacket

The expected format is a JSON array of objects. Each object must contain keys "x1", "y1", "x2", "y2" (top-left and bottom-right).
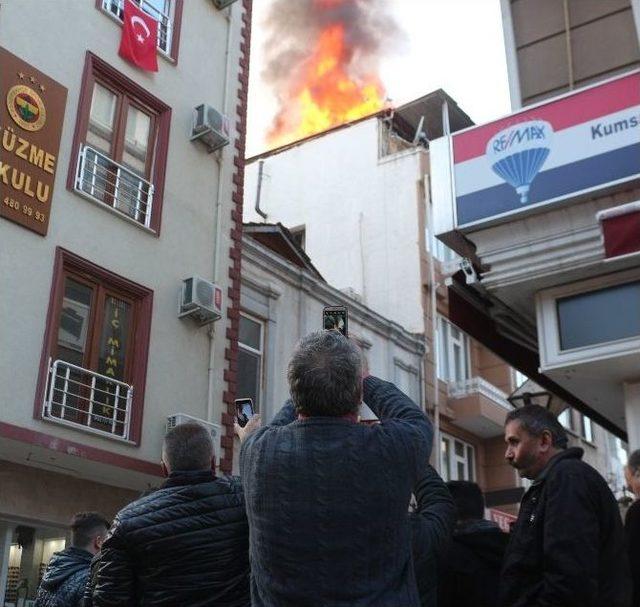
[{"x1": 240, "y1": 330, "x2": 432, "y2": 606}]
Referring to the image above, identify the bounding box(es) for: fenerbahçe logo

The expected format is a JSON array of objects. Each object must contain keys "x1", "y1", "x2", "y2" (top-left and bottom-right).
[{"x1": 6, "y1": 84, "x2": 46, "y2": 131}]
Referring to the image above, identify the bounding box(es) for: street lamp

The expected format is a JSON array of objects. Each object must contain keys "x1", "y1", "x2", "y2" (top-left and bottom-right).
[{"x1": 507, "y1": 378, "x2": 565, "y2": 416}]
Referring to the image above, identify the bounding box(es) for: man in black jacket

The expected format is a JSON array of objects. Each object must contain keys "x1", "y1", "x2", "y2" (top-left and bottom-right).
[
  {"x1": 240, "y1": 330, "x2": 432, "y2": 606},
  {"x1": 437, "y1": 481, "x2": 509, "y2": 607},
  {"x1": 93, "y1": 422, "x2": 250, "y2": 607},
  {"x1": 35, "y1": 512, "x2": 109, "y2": 607},
  {"x1": 501, "y1": 405, "x2": 632, "y2": 607},
  {"x1": 624, "y1": 449, "x2": 640, "y2": 607}
]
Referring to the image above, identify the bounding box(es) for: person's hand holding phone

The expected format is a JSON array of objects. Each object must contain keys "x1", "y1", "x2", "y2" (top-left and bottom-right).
[{"x1": 234, "y1": 413, "x2": 262, "y2": 443}]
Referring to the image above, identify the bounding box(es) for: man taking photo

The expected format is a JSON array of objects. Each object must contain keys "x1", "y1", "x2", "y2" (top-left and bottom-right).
[
  {"x1": 501, "y1": 405, "x2": 632, "y2": 607},
  {"x1": 239, "y1": 330, "x2": 432, "y2": 606}
]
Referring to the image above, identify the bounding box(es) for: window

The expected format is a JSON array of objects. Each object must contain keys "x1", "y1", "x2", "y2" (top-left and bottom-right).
[
  {"x1": 580, "y1": 414, "x2": 594, "y2": 443},
  {"x1": 436, "y1": 316, "x2": 470, "y2": 384},
  {"x1": 69, "y1": 53, "x2": 171, "y2": 232},
  {"x1": 557, "y1": 281, "x2": 640, "y2": 351},
  {"x1": 441, "y1": 433, "x2": 475, "y2": 482},
  {"x1": 238, "y1": 314, "x2": 264, "y2": 412},
  {"x1": 99, "y1": 0, "x2": 183, "y2": 60},
  {"x1": 558, "y1": 408, "x2": 573, "y2": 431},
  {"x1": 513, "y1": 370, "x2": 528, "y2": 388},
  {"x1": 394, "y1": 360, "x2": 419, "y2": 403},
  {"x1": 36, "y1": 248, "x2": 152, "y2": 443}
]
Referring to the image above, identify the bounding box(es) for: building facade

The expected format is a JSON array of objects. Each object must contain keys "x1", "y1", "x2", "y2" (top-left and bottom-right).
[
  {"x1": 0, "y1": 1, "x2": 251, "y2": 603},
  {"x1": 239, "y1": 222, "x2": 426, "y2": 436},
  {"x1": 432, "y1": 1, "x2": 639, "y2": 455},
  {"x1": 243, "y1": 95, "x2": 528, "y2": 516}
]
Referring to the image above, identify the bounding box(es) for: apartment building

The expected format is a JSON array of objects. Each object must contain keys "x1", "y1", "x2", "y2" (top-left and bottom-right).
[
  {"x1": 0, "y1": 0, "x2": 251, "y2": 602},
  {"x1": 432, "y1": 1, "x2": 640, "y2": 455},
  {"x1": 243, "y1": 92, "x2": 526, "y2": 518}
]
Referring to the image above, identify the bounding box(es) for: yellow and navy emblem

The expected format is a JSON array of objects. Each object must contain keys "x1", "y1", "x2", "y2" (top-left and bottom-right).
[{"x1": 7, "y1": 84, "x2": 46, "y2": 131}]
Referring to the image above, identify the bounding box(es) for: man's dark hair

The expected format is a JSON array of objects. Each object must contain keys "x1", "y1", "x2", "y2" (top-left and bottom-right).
[
  {"x1": 70, "y1": 512, "x2": 110, "y2": 548},
  {"x1": 628, "y1": 449, "x2": 640, "y2": 474},
  {"x1": 288, "y1": 330, "x2": 362, "y2": 417},
  {"x1": 163, "y1": 422, "x2": 213, "y2": 471},
  {"x1": 447, "y1": 481, "x2": 485, "y2": 521},
  {"x1": 505, "y1": 404, "x2": 568, "y2": 449}
]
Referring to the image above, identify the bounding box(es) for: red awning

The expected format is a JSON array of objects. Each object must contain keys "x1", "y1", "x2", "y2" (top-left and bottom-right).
[{"x1": 598, "y1": 202, "x2": 640, "y2": 259}]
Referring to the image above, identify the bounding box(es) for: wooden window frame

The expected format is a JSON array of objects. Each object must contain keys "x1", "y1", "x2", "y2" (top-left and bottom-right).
[
  {"x1": 95, "y1": 0, "x2": 185, "y2": 63},
  {"x1": 67, "y1": 52, "x2": 172, "y2": 234},
  {"x1": 34, "y1": 247, "x2": 153, "y2": 446}
]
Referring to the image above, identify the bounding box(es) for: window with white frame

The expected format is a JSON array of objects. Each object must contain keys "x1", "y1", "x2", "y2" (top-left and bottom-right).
[
  {"x1": 580, "y1": 414, "x2": 594, "y2": 443},
  {"x1": 441, "y1": 433, "x2": 476, "y2": 482},
  {"x1": 238, "y1": 314, "x2": 264, "y2": 412},
  {"x1": 101, "y1": 0, "x2": 179, "y2": 57},
  {"x1": 558, "y1": 408, "x2": 573, "y2": 431},
  {"x1": 436, "y1": 316, "x2": 470, "y2": 384}
]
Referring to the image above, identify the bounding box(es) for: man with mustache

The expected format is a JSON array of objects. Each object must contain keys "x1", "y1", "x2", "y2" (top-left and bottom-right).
[{"x1": 500, "y1": 404, "x2": 631, "y2": 607}]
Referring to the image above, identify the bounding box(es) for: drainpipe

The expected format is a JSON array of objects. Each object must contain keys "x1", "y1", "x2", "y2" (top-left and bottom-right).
[
  {"x1": 425, "y1": 173, "x2": 441, "y2": 472},
  {"x1": 255, "y1": 160, "x2": 268, "y2": 221},
  {"x1": 207, "y1": 3, "x2": 234, "y2": 425}
]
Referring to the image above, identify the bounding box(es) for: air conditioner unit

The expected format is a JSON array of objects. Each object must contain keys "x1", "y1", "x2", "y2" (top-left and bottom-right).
[
  {"x1": 211, "y1": 0, "x2": 239, "y2": 8},
  {"x1": 191, "y1": 104, "x2": 230, "y2": 152},
  {"x1": 166, "y1": 413, "x2": 222, "y2": 466},
  {"x1": 179, "y1": 277, "x2": 223, "y2": 325}
]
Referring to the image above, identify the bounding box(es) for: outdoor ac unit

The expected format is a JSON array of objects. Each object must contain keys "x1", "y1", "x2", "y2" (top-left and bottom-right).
[
  {"x1": 179, "y1": 277, "x2": 223, "y2": 325},
  {"x1": 211, "y1": 0, "x2": 239, "y2": 8},
  {"x1": 191, "y1": 104, "x2": 230, "y2": 152},
  {"x1": 166, "y1": 413, "x2": 222, "y2": 465}
]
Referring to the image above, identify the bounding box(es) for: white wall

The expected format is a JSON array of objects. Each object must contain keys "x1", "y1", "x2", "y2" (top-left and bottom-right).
[
  {"x1": 244, "y1": 119, "x2": 426, "y2": 334},
  {"x1": 0, "y1": 1, "x2": 242, "y2": 477}
]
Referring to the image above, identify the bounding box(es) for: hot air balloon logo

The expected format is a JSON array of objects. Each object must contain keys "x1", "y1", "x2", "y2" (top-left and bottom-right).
[{"x1": 486, "y1": 120, "x2": 553, "y2": 204}]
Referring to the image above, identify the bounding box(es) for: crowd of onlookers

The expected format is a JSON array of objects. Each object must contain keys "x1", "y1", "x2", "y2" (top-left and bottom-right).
[{"x1": 34, "y1": 331, "x2": 639, "y2": 606}]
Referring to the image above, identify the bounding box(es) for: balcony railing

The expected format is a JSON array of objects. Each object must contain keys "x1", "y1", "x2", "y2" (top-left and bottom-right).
[
  {"x1": 448, "y1": 376, "x2": 513, "y2": 411},
  {"x1": 43, "y1": 359, "x2": 134, "y2": 441},
  {"x1": 75, "y1": 144, "x2": 154, "y2": 229},
  {"x1": 102, "y1": 0, "x2": 173, "y2": 55}
]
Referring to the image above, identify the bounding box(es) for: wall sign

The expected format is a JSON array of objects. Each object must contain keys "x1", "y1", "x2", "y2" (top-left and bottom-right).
[
  {"x1": 0, "y1": 46, "x2": 67, "y2": 236},
  {"x1": 451, "y1": 71, "x2": 640, "y2": 228}
]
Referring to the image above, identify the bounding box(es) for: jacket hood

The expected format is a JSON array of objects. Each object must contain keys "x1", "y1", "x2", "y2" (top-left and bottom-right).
[
  {"x1": 40, "y1": 547, "x2": 92, "y2": 591},
  {"x1": 453, "y1": 520, "x2": 509, "y2": 568}
]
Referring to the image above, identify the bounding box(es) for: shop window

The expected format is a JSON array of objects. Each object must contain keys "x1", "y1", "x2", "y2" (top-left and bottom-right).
[
  {"x1": 441, "y1": 433, "x2": 476, "y2": 482},
  {"x1": 238, "y1": 313, "x2": 264, "y2": 412},
  {"x1": 98, "y1": 0, "x2": 183, "y2": 60},
  {"x1": 36, "y1": 248, "x2": 152, "y2": 444},
  {"x1": 436, "y1": 316, "x2": 470, "y2": 384},
  {"x1": 69, "y1": 52, "x2": 171, "y2": 232},
  {"x1": 0, "y1": 524, "x2": 67, "y2": 604}
]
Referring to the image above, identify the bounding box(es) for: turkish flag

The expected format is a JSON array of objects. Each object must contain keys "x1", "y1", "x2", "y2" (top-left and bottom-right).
[{"x1": 118, "y1": 0, "x2": 158, "y2": 72}]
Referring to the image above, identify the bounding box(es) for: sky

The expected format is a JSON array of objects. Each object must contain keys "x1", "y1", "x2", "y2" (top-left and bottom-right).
[{"x1": 246, "y1": 0, "x2": 513, "y2": 157}]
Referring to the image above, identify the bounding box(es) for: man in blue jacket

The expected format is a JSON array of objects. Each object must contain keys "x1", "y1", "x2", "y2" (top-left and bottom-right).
[
  {"x1": 35, "y1": 512, "x2": 109, "y2": 607},
  {"x1": 240, "y1": 330, "x2": 432, "y2": 606}
]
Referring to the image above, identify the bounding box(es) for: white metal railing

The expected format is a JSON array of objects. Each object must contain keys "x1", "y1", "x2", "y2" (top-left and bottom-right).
[
  {"x1": 102, "y1": 0, "x2": 173, "y2": 54},
  {"x1": 75, "y1": 144, "x2": 154, "y2": 228},
  {"x1": 448, "y1": 376, "x2": 513, "y2": 411},
  {"x1": 43, "y1": 359, "x2": 134, "y2": 441}
]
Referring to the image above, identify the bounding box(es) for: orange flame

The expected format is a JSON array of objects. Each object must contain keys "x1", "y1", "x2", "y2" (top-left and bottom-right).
[{"x1": 267, "y1": 22, "x2": 386, "y2": 148}]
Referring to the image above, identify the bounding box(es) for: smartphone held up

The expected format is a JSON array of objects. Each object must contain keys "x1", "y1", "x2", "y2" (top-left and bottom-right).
[
  {"x1": 235, "y1": 398, "x2": 255, "y2": 428},
  {"x1": 323, "y1": 305, "x2": 348, "y2": 337}
]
